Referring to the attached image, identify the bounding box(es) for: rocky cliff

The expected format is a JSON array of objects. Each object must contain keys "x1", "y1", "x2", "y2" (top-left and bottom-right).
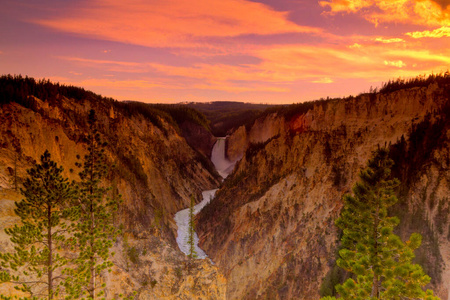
[
  {"x1": 1, "y1": 75, "x2": 449, "y2": 300},
  {"x1": 198, "y1": 79, "x2": 450, "y2": 299},
  {"x1": 0, "y1": 79, "x2": 225, "y2": 299}
]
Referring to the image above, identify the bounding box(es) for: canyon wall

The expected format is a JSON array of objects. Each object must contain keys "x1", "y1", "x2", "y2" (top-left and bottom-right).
[
  {"x1": 198, "y1": 82, "x2": 450, "y2": 299},
  {"x1": 0, "y1": 94, "x2": 225, "y2": 299}
]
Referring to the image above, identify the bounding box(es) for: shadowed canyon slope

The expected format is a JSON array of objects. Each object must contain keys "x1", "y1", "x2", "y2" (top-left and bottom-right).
[
  {"x1": 198, "y1": 79, "x2": 450, "y2": 299},
  {"x1": 0, "y1": 78, "x2": 226, "y2": 299},
  {"x1": 0, "y1": 75, "x2": 449, "y2": 299}
]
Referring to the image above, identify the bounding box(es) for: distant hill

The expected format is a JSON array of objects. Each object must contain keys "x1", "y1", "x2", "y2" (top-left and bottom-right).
[{"x1": 184, "y1": 101, "x2": 276, "y2": 136}]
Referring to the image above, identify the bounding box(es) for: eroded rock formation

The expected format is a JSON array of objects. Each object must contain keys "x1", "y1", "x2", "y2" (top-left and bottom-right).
[
  {"x1": 198, "y1": 82, "x2": 450, "y2": 299},
  {"x1": 0, "y1": 93, "x2": 225, "y2": 299}
]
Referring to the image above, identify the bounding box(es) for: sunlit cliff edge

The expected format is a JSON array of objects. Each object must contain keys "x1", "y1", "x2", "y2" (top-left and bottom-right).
[
  {"x1": 0, "y1": 77, "x2": 225, "y2": 299},
  {"x1": 198, "y1": 78, "x2": 450, "y2": 299},
  {"x1": 0, "y1": 75, "x2": 449, "y2": 299}
]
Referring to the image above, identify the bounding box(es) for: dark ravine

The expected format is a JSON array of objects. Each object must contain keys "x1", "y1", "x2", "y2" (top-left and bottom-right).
[{"x1": 198, "y1": 79, "x2": 450, "y2": 299}]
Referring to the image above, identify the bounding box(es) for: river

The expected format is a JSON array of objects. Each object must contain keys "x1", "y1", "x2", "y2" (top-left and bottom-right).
[{"x1": 174, "y1": 137, "x2": 235, "y2": 259}]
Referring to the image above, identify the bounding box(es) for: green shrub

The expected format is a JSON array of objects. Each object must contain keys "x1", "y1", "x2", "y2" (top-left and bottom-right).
[{"x1": 127, "y1": 246, "x2": 140, "y2": 265}]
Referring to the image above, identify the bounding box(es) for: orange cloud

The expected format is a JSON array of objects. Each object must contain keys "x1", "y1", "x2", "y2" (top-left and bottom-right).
[
  {"x1": 384, "y1": 49, "x2": 450, "y2": 64},
  {"x1": 384, "y1": 60, "x2": 406, "y2": 68},
  {"x1": 311, "y1": 77, "x2": 334, "y2": 83},
  {"x1": 148, "y1": 41, "x2": 445, "y2": 84},
  {"x1": 35, "y1": 0, "x2": 319, "y2": 49},
  {"x1": 319, "y1": 0, "x2": 372, "y2": 14},
  {"x1": 253, "y1": 41, "x2": 449, "y2": 83},
  {"x1": 320, "y1": 0, "x2": 450, "y2": 27},
  {"x1": 54, "y1": 62, "x2": 292, "y2": 94},
  {"x1": 406, "y1": 25, "x2": 450, "y2": 38},
  {"x1": 58, "y1": 32, "x2": 449, "y2": 97},
  {"x1": 149, "y1": 62, "x2": 293, "y2": 83},
  {"x1": 349, "y1": 43, "x2": 362, "y2": 48},
  {"x1": 375, "y1": 37, "x2": 405, "y2": 43}
]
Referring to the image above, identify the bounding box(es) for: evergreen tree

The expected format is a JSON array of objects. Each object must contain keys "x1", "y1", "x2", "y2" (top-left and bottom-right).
[
  {"x1": 187, "y1": 195, "x2": 197, "y2": 259},
  {"x1": 322, "y1": 148, "x2": 439, "y2": 300},
  {"x1": 65, "y1": 110, "x2": 119, "y2": 300},
  {"x1": 0, "y1": 150, "x2": 77, "y2": 299}
]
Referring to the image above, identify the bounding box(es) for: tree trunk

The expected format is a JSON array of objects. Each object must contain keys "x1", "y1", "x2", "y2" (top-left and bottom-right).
[
  {"x1": 89, "y1": 199, "x2": 95, "y2": 299},
  {"x1": 371, "y1": 275, "x2": 379, "y2": 298},
  {"x1": 371, "y1": 200, "x2": 380, "y2": 298},
  {"x1": 89, "y1": 255, "x2": 95, "y2": 299},
  {"x1": 89, "y1": 161, "x2": 95, "y2": 300},
  {"x1": 48, "y1": 204, "x2": 53, "y2": 300}
]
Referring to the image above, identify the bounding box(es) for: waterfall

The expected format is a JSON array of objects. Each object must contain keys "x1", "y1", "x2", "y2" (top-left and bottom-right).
[{"x1": 211, "y1": 137, "x2": 235, "y2": 179}]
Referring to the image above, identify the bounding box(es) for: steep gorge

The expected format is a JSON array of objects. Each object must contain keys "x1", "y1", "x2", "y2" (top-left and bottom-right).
[
  {"x1": 198, "y1": 80, "x2": 450, "y2": 299},
  {"x1": 0, "y1": 83, "x2": 226, "y2": 299},
  {"x1": 1, "y1": 76, "x2": 449, "y2": 300}
]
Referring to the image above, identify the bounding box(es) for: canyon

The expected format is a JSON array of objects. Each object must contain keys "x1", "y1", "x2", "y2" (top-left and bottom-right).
[
  {"x1": 0, "y1": 82, "x2": 225, "y2": 299},
  {"x1": 198, "y1": 80, "x2": 450, "y2": 299},
  {"x1": 0, "y1": 75, "x2": 449, "y2": 299}
]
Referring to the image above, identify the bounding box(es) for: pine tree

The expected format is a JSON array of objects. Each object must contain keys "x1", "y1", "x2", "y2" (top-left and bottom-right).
[
  {"x1": 187, "y1": 195, "x2": 197, "y2": 259},
  {"x1": 65, "y1": 110, "x2": 119, "y2": 299},
  {"x1": 0, "y1": 150, "x2": 77, "y2": 299},
  {"x1": 322, "y1": 148, "x2": 439, "y2": 300}
]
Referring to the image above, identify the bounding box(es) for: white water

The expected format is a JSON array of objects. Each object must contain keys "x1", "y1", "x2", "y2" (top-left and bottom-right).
[
  {"x1": 174, "y1": 189, "x2": 218, "y2": 259},
  {"x1": 211, "y1": 137, "x2": 236, "y2": 179},
  {"x1": 174, "y1": 137, "x2": 234, "y2": 259}
]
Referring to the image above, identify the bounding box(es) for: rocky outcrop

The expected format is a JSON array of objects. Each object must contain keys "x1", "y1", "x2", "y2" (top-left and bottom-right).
[
  {"x1": 107, "y1": 234, "x2": 226, "y2": 300},
  {"x1": 198, "y1": 82, "x2": 450, "y2": 299},
  {"x1": 226, "y1": 113, "x2": 285, "y2": 162},
  {"x1": 180, "y1": 121, "x2": 217, "y2": 158},
  {"x1": 0, "y1": 93, "x2": 225, "y2": 298}
]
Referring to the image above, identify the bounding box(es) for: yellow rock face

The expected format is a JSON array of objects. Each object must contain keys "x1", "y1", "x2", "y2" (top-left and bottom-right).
[
  {"x1": 0, "y1": 94, "x2": 225, "y2": 299},
  {"x1": 199, "y1": 83, "x2": 450, "y2": 299}
]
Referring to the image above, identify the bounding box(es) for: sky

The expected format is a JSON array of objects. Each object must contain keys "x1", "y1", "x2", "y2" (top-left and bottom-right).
[{"x1": 0, "y1": 0, "x2": 449, "y2": 104}]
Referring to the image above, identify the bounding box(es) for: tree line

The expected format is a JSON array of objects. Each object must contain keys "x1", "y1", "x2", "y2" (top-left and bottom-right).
[
  {"x1": 379, "y1": 71, "x2": 450, "y2": 94},
  {"x1": 0, "y1": 110, "x2": 127, "y2": 300},
  {"x1": 0, "y1": 75, "x2": 217, "y2": 142},
  {"x1": 0, "y1": 75, "x2": 109, "y2": 108}
]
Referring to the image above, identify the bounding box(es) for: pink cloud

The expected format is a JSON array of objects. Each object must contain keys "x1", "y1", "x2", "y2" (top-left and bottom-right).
[
  {"x1": 59, "y1": 56, "x2": 153, "y2": 73},
  {"x1": 61, "y1": 56, "x2": 140, "y2": 67},
  {"x1": 60, "y1": 34, "x2": 450, "y2": 96},
  {"x1": 35, "y1": 0, "x2": 320, "y2": 49}
]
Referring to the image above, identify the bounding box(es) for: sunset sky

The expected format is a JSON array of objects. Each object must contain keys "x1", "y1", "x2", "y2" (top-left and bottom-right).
[{"x1": 1, "y1": 0, "x2": 449, "y2": 104}]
